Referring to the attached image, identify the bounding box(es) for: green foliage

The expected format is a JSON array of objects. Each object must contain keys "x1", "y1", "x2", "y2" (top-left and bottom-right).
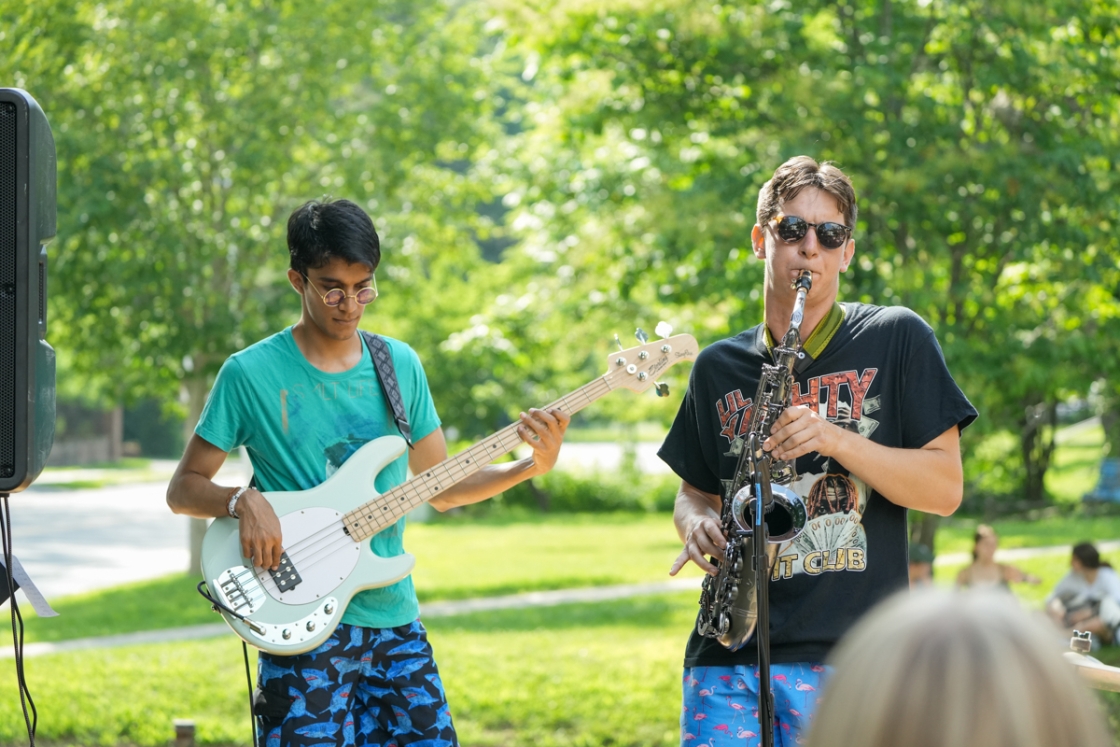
[
  {"x1": 4, "y1": 0, "x2": 1119, "y2": 500},
  {"x1": 495, "y1": 0, "x2": 1120, "y2": 501},
  {"x1": 0, "y1": 0, "x2": 515, "y2": 432},
  {"x1": 493, "y1": 465, "x2": 679, "y2": 512}
]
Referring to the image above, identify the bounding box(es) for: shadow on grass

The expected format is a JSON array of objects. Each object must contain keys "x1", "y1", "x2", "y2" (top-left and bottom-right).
[{"x1": 427, "y1": 592, "x2": 695, "y2": 634}]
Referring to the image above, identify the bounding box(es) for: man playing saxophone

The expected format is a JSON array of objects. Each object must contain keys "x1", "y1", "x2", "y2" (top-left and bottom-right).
[{"x1": 658, "y1": 156, "x2": 977, "y2": 747}]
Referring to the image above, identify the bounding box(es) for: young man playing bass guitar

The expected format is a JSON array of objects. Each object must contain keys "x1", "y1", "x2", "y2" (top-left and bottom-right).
[{"x1": 167, "y1": 198, "x2": 569, "y2": 747}]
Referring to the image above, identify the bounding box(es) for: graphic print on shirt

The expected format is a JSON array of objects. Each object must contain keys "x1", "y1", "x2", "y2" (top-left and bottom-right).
[{"x1": 716, "y1": 368, "x2": 879, "y2": 581}]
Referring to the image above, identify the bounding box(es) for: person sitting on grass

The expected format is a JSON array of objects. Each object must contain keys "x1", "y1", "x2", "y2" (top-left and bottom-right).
[
  {"x1": 807, "y1": 589, "x2": 1112, "y2": 747},
  {"x1": 1047, "y1": 541, "x2": 1120, "y2": 646},
  {"x1": 955, "y1": 524, "x2": 1041, "y2": 591}
]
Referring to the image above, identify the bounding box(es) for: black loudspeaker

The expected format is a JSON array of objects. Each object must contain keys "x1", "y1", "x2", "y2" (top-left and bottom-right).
[{"x1": 0, "y1": 89, "x2": 56, "y2": 493}]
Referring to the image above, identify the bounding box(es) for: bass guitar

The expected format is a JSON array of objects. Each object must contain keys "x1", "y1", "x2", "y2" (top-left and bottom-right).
[{"x1": 200, "y1": 332, "x2": 698, "y2": 655}]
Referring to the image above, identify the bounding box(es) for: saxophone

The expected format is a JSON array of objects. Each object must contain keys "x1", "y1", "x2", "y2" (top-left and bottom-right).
[{"x1": 695, "y1": 270, "x2": 812, "y2": 650}]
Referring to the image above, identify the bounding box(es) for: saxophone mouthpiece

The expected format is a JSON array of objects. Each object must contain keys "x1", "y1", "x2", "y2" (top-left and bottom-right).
[{"x1": 792, "y1": 270, "x2": 812, "y2": 292}]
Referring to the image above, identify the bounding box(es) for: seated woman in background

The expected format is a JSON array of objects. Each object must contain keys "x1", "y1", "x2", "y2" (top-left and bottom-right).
[
  {"x1": 956, "y1": 524, "x2": 1041, "y2": 590},
  {"x1": 1047, "y1": 541, "x2": 1120, "y2": 645},
  {"x1": 807, "y1": 589, "x2": 1111, "y2": 747}
]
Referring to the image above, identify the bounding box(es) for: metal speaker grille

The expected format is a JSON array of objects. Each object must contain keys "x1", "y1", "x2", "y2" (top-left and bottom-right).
[{"x1": 0, "y1": 101, "x2": 17, "y2": 478}]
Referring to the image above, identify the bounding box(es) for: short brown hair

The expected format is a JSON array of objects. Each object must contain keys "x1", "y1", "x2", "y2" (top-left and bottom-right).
[{"x1": 756, "y1": 156, "x2": 858, "y2": 229}]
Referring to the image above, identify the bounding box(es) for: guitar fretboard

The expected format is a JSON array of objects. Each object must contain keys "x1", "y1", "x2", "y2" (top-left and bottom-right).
[{"x1": 343, "y1": 375, "x2": 615, "y2": 542}]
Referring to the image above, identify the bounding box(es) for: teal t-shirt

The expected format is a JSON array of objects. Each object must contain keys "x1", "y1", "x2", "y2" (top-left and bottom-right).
[{"x1": 195, "y1": 327, "x2": 441, "y2": 628}]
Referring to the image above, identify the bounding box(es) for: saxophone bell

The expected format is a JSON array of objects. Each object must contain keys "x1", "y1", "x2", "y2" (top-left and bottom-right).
[{"x1": 730, "y1": 483, "x2": 808, "y2": 543}]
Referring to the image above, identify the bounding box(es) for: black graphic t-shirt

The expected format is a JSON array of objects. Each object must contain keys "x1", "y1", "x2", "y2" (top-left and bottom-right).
[{"x1": 659, "y1": 303, "x2": 977, "y2": 667}]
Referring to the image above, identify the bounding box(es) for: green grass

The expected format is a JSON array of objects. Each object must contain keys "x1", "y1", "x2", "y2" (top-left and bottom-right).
[
  {"x1": 934, "y1": 512, "x2": 1120, "y2": 556},
  {"x1": 1, "y1": 512, "x2": 701, "y2": 646},
  {"x1": 7, "y1": 505, "x2": 1120, "y2": 745},
  {"x1": 1046, "y1": 419, "x2": 1108, "y2": 502},
  {"x1": 408, "y1": 512, "x2": 700, "y2": 601},
  {"x1": 0, "y1": 593, "x2": 694, "y2": 747}
]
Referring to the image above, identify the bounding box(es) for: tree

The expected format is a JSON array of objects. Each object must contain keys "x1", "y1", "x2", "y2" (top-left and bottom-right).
[
  {"x1": 1, "y1": 0, "x2": 531, "y2": 566},
  {"x1": 495, "y1": 0, "x2": 1120, "y2": 512}
]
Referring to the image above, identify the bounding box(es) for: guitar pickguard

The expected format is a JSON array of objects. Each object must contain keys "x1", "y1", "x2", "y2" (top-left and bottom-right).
[{"x1": 255, "y1": 506, "x2": 363, "y2": 605}]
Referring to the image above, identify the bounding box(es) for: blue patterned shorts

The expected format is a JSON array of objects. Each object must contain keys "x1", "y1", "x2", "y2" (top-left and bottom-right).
[
  {"x1": 256, "y1": 620, "x2": 456, "y2": 747},
  {"x1": 681, "y1": 663, "x2": 831, "y2": 747}
]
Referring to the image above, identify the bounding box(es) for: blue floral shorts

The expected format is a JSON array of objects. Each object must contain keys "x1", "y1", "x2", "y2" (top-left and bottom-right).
[{"x1": 256, "y1": 620, "x2": 457, "y2": 747}]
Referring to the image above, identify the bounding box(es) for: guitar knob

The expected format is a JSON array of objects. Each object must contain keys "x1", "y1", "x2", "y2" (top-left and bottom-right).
[
  {"x1": 324, "y1": 602, "x2": 335, "y2": 615},
  {"x1": 282, "y1": 628, "x2": 292, "y2": 640},
  {"x1": 306, "y1": 621, "x2": 317, "y2": 632}
]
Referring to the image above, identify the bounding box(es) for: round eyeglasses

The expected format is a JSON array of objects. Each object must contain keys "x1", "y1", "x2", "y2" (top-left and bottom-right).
[{"x1": 302, "y1": 274, "x2": 378, "y2": 306}]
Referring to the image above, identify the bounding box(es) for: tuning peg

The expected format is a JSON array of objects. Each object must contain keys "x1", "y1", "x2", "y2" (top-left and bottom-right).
[
  {"x1": 613, "y1": 334, "x2": 624, "y2": 352},
  {"x1": 635, "y1": 328, "x2": 649, "y2": 344},
  {"x1": 655, "y1": 321, "x2": 673, "y2": 339},
  {"x1": 654, "y1": 382, "x2": 670, "y2": 397}
]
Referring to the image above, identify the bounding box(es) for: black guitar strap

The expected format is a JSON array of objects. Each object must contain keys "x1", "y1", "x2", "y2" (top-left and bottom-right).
[{"x1": 360, "y1": 330, "x2": 414, "y2": 449}]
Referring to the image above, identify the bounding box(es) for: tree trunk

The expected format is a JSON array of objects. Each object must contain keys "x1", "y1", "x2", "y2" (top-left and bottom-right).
[
  {"x1": 1102, "y1": 389, "x2": 1120, "y2": 459},
  {"x1": 909, "y1": 512, "x2": 940, "y2": 556},
  {"x1": 1021, "y1": 400, "x2": 1058, "y2": 505},
  {"x1": 183, "y1": 374, "x2": 212, "y2": 577}
]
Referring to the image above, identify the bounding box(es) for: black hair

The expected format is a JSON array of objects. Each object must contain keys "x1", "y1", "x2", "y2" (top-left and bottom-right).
[
  {"x1": 1072, "y1": 542, "x2": 1111, "y2": 569},
  {"x1": 287, "y1": 198, "x2": 380, "y2": 276}
]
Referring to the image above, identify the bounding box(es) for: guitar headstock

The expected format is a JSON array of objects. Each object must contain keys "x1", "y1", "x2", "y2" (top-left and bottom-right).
[{"x1": 604, "y1": 332, "x2": 699, "y2": 394}]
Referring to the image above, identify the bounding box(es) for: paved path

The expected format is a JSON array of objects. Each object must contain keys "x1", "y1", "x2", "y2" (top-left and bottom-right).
[{"x1": 4, "y1": 460, "x2": 249, "y2": 600}]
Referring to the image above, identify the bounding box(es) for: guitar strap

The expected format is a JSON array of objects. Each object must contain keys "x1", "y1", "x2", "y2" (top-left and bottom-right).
[
  {"x1": 359, "y1": 330, "x2": 414, "y2": 449},
  {"x1": 247, "y1": 331, "x2": 414, "y2": 495}
]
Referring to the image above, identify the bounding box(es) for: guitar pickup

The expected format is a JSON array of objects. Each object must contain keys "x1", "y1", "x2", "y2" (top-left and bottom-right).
[{"x1": 268, "y1": 552, "x2": 303, "y2": 592}]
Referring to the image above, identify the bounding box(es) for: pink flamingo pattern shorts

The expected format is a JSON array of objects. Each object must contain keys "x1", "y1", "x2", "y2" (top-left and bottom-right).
[{"x1": 681, "y1": 663, "x2": 830, "y2": 746}]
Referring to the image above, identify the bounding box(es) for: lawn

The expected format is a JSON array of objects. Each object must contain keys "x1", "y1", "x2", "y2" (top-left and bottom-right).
[
  {"x1": 0, "y1": 593, "x2": 694, "y2": 747},
  {"x1": 0, "y1": 512, "x2": 701, "y2": 646},
  {"x1": 6, "y1": 508, "x2": 1120, "y2": 745}
]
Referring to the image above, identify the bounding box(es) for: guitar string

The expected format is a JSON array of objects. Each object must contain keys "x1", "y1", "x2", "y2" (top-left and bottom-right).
[
  {"x1": 271, "y1": 424, "x2": 531, "y2": 572},
  {"x1": 242, "y1": 374, "x2": 619, "y2": 586}
]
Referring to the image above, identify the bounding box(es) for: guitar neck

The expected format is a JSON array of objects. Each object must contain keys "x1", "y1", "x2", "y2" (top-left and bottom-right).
[{"x1": 344, "y1": 375, "x2": 615, "y2": 542}]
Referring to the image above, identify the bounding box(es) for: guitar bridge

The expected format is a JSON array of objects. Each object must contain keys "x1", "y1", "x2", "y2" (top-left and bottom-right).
[{"x1": 269, "y1": 552, "x2": 303, "y2": 592}]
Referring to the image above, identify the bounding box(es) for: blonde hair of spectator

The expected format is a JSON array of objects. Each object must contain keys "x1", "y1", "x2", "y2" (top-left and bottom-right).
[{"x1": 807, "y1": 589, "x2": 1111, "y2": 747}]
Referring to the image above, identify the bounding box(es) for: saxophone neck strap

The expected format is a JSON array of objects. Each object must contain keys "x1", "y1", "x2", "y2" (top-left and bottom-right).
[{"x1": 764, "y1": 302, "x2": 846, "y2": 374}]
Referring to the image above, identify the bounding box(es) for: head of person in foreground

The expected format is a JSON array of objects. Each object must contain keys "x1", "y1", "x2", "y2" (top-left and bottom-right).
[{"x1": 807, "y1": 589, "x2": 1111, "y2": 747}]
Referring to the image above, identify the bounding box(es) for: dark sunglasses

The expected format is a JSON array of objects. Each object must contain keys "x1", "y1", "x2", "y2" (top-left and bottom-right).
[{"x1": 771, "y1": 215, "x2": 852, "y2": 250}]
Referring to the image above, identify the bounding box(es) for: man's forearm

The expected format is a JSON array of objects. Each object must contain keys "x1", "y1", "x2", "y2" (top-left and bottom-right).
[
  {"x1": 828, "y1": 426, "x2": 963, "y2": 516},
  {"x1": 167, "y1": 471, "x2": 238, "y2": 519}
]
